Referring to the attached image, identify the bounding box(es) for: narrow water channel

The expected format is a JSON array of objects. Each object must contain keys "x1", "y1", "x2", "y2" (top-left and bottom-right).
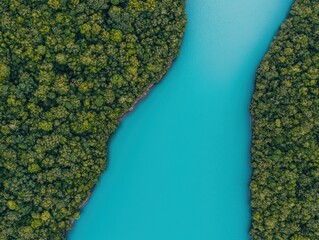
[{"x1": 69, "y1": 1, "x2": 293, "y2": 239}]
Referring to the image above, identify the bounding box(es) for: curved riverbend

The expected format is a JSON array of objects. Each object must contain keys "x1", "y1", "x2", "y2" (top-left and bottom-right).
[{"x1": 69, "y1": 1, "x2": 293, "y2": 239}]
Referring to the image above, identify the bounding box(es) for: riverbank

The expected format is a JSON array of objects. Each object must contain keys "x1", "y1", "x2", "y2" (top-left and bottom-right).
[
  {"x1": 248, "y1": 1, "x2": 294, "y2": 238},
  {"x1": 71, "y1": 56, "x2": 182, "y2": 229},
  {"x1": 250, "y1": 0, "x2": 319, "y2": 238}
]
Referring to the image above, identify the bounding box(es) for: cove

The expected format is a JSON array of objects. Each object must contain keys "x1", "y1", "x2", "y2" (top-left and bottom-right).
[{"x1": 69, "y1": 1, "x2": 293, "y2": 239}]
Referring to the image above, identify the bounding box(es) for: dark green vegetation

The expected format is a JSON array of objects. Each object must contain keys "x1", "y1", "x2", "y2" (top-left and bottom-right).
[
  {"x1": 250, "y1": 0, "x2": 319, "y2": 239},
  {"x1": 0, "y1": 0, "x2": 186, "y2": 239}
]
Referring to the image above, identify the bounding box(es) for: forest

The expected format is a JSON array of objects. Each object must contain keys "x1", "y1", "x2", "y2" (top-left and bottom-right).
[
  {"x1": 250, "y1": 0, "x2": 319, "y2": 239},
  {"x1": 0, "y1": 0, "x2": 186, "y2": 239}
]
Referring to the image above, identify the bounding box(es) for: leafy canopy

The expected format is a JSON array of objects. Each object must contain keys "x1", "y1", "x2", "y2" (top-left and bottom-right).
[
  {"x1": 0, "y1": 0, "x2": 186, "y2": 239},
  {"x1": 251, "y1": 0, "x2": 319, "y2": 239}
]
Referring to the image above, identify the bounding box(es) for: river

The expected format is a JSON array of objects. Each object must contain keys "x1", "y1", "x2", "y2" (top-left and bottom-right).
[{"x1": 69, "y1": 1, "x2": 293, "y2": 239}]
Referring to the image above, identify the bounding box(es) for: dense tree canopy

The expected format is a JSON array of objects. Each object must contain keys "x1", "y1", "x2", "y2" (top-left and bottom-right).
[
  {"x1": 250, "y1": 0, "x2": 319, "y2": 239},
  {"x1": 0, "y1": 0, "x2": 186, "y2": 239}
]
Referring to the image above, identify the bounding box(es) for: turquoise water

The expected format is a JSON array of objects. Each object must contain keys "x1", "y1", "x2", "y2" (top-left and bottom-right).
[{"x1": 69, "y1": 1, "x2": 293, "y2": 239}]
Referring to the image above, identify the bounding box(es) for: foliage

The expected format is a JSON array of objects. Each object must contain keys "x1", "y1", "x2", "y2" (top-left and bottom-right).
[
  {"x1": 250, "y1": 0, "x2": 319, "y2": 239},
  {"x1": 0, "y1": 0, "x2": 186, "y2": 239}
]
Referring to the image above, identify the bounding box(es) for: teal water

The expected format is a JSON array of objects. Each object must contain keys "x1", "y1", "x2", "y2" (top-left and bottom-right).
[{"x1": 69, "y1": 1, "x2": 293, "y2": 239}]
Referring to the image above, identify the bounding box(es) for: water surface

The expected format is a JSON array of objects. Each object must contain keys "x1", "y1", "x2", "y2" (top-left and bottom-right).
[{"x1": 69, "y1": 1, "x2": 293, "y2": 239}]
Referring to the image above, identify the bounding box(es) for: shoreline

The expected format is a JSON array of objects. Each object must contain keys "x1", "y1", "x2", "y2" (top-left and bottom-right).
[
  {"x1": 69, "y1": 57, "x2": 177, "y2": 231},
  {"x1": 119, "y1": 82, "x2": 155, "y2": 122},
  {"x1": 248, "y1": 1, "x2": 295, "y2": 236},
  {"x1": 119, "y1": 58, "x2": 175, "y2": 121}
]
